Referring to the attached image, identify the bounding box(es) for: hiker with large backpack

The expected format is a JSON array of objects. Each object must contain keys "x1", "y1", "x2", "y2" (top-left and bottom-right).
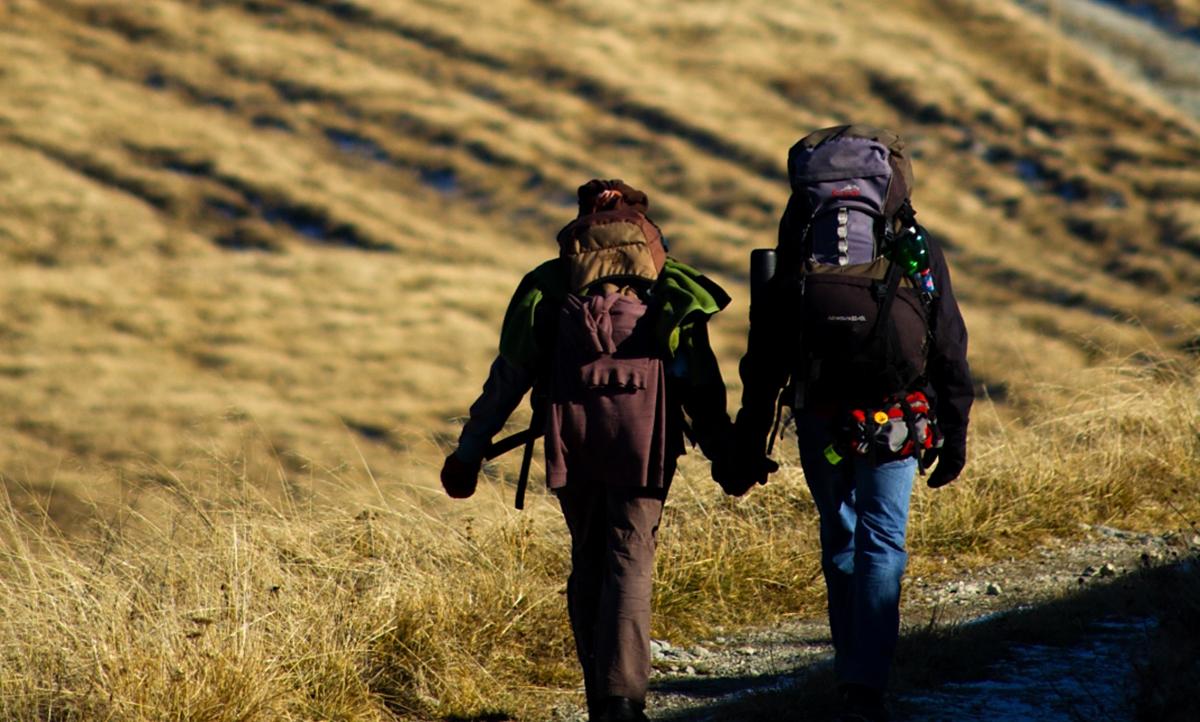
[
  {"x1": 440, "y1": 179, "x2": 741, "y2": 722},
  {"x1": 727, "y1": 126, "x2": 974, "y2": 722}
]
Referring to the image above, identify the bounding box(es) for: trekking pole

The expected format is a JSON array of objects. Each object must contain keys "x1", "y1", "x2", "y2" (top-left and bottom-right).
[
  {"x1": 484, "y1": 410, "x2": 545, "y2": 510},
  {"x1": 513, "y1": 430, "x2": 536, "y2": 510},
  {"x1": 484, "y1": 427, "x2": 539, "y2": 461}
]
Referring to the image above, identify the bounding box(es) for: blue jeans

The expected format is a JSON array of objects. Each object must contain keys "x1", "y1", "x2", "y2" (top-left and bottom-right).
[{"x1": 796, "y1": 413, "x2": 917, "y2": 691}]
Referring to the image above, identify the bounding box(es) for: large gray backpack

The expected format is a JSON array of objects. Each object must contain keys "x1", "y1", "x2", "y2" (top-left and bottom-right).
[{"x1": 774, "y1": 125, "x2": 931, "y2": 407}]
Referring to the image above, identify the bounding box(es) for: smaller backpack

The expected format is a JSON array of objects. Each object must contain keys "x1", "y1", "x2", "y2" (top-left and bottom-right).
[
  {"x1": 542, "y1": 209, "x2": 669, "y2": 489},
  {"x1": 775, "y1": 125, "x2": 932, "y2": 408}
]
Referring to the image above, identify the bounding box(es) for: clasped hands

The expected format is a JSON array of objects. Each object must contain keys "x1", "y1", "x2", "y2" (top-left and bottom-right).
[{"x1": 711, "y1": 444, "x2": 778, "y2": 498}]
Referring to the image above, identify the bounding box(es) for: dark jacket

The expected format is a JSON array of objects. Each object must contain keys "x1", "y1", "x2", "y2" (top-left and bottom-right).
[
  {"x1": 736, "y1": 230, "x2": 973, "y2": 461},
  {"x1": 455, "y1": 258, "x2": 733, "y2": 484}
]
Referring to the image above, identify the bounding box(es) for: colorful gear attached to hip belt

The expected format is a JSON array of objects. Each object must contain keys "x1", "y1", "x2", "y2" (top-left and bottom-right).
[{"x1": 825, "y1": 391, "x2": 942, "y2": 466}]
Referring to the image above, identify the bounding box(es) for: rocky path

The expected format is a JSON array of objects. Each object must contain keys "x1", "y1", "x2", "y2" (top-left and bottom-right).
[
  {"x1": 654, "y1": 524, "x2": 1196, "y2": 721},
  {"x1": 896, "y1": 616, "x2": 1152, "y2": 721},
  {"x1": 550, "y1": 524, "x2": 1199, "y2": 721}
]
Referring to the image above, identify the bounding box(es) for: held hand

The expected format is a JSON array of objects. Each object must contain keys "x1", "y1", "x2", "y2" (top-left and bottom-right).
[
  {"x1": 717, "y1": 472, "x2": 755, "y2": 497},
  {"x1": 712, "y1": 455, "x2": 778, "y2": 497},
  {"x1": 710, "y1": 456, "x2": 745, "y2": 496},
  {"x1": 440, "y1": 452, "x2": 481, "y2": 499},
  {"x1": 750, "y1": 455, "x2": 779, "y2": 486},
  {"x1": 926, "y1": 446, "x2": 964, "y2": 489}
]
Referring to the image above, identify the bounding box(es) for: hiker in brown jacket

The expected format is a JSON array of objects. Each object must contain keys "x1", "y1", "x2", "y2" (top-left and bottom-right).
[{"x1": 440, "y1": 180, "x2": 745, "y2": 722}]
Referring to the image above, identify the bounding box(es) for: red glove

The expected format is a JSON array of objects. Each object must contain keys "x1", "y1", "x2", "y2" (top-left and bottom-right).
[{"x1": 440, "y1": 453, "x2": 481, "y2": 499}]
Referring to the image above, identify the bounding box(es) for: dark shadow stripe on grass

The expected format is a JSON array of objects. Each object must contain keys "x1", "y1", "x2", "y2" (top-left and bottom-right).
[
  {"x1": 295, "y1": 0, "x2": 511, "y2": 71},
  {"x1": 12, "y1": 137, "x2": 174, "y2": 211},
  {"x1": 293, "y1": 0, "x2": 780, "y2": 182},
  {"x1": 953, "y1": 254, "x2": 1127, "y2": 322}
]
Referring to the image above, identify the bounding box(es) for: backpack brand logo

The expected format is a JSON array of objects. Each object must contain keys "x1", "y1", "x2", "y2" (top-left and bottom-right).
[
  {"x1": 831, "y1": 184, "x2": 862, "y2": 198},
  {"x1": 828, "y1": 314, "x2": 867, "y2": 322}
]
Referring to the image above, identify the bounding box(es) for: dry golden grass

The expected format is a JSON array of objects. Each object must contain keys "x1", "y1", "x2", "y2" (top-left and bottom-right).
[
  {"x1": 1, "y1": 0, "x2": 1200, "y2": 719},
  {"x1": 2, "y1": 360, "x2": 1196, "y2": 721},
  {"x1": 2, "y1": 0, "x2": 1198, "y2": 514}
]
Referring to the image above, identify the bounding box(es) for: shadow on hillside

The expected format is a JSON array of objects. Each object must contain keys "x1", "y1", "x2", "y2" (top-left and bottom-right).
[{"x1": 654, "y1": 554, "x2": 1200, "y2": 721}]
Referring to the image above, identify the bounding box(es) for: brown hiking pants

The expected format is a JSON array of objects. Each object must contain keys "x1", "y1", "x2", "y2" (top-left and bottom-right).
[{"x1": 556, "y1": 478, "x2": 669, "y2": 707}]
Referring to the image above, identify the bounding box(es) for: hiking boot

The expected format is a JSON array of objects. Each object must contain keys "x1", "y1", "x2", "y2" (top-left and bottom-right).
[
  {"x1": 837, "y1": 683, "x2": 890, "y2": 722},
  {"x1": 601, "y1": 696, "x2": 649, "y2": 722}
]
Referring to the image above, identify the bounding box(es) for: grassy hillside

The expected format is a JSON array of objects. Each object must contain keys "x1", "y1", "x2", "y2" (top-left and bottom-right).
[
  {"x1": 1, "y1": 1, "x2": 1199, "y2": 719},
  {"x1": 2, "y1": 0, "x2": 1199, "y2": 505}
]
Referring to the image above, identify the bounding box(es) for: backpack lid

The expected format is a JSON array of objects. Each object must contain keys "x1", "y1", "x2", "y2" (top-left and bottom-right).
[
  {"x1": 788, "y1": 125, "x2": 914, "y2": 219},
  {"x1": 557, "y1": 210, "x2": 665, "y2": 294},
  {"x1": 790, "y1": 136, "x2": 891, "y2": 185}
]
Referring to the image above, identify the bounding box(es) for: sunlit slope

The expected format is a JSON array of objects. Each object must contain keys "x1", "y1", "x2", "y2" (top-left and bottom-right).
[{"x1": 1, "y1": 0, "x2": 1199, "y2": 514}]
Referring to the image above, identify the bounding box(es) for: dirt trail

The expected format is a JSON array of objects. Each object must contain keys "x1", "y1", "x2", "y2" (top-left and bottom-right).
[
  {"x1": 896, "y1": 617, "x2": 1150, "y2": 721},
  {"x1": 542, "y1": 525, "x2": 1198, "y2": 721}
]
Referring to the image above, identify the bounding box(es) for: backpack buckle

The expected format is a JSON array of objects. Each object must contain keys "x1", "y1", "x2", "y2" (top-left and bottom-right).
[{"x1": 871, "y1": 281, "x2": 889, "y2": 302}]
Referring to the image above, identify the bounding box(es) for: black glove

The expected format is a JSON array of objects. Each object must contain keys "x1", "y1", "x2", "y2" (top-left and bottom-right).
[
  {"x1": 926, "y1": 444, "x2": 965, "y2": 489},
  {"x1": 749, "y1": 455, "x2": 779, "y2": 486},
  {"x1": 712, "y1": 455, "x2": 778, "y2": 497},
  {"x1": 720, "y1": 477, "x2": 756, "y2": 497},
  {"x1": 710, "y1": 455, "x2": 747, "y2": 496},
  {"x1": 440, "y1": 452, "x2": 481, "y2": 499}
]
